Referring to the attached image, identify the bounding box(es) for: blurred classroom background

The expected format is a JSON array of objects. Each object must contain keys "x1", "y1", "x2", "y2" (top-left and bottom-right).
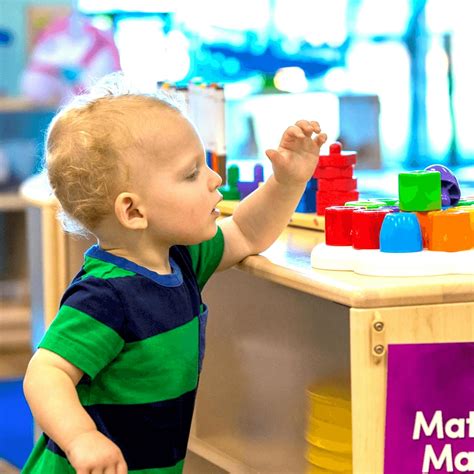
[{"x1": 0, "y1": 0, "x2": 473, "y2": 470}]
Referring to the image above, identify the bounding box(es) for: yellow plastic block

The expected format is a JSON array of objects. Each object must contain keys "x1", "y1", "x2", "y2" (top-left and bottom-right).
[
  {"x1": 306, "y1": 417, "x2": 352, "y2": 454},
  {"x1": 305, "y1": 443, "x2": 352, "y2": 471},
  {"x1": 306, "y1": 464, "x2": 352, "y2": 474},
  {"x1": 307, "y1": 379, "x2": 351, "y2": 410}
]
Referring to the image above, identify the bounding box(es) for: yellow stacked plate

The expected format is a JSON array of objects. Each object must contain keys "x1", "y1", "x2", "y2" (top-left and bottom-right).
[
  {"x1": 307, "y1": 464, "x2": 352, "y2": 474},
  {"x1": 305, "y1": 379, "x2": 352, "y2": 473}
]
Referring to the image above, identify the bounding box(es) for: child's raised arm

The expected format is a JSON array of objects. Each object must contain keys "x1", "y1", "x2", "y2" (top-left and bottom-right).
[
  {"x1": 217, "y1": 120, "x2": 327, "y2": 271},
  {"x1": 24, "y1": 348, "x2": 128, "y2": 473}
]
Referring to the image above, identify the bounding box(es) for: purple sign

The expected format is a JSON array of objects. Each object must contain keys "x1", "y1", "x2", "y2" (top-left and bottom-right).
[{"x1": 384, "y1": 342, "x2": 474, "y2": 474}]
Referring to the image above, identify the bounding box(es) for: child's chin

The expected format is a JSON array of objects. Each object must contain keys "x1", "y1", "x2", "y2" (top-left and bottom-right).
[
  {"x1": 198, "y1": 225, "x2": 218, "y2": 242},
  {"x1": 183, "y1": 226, "x2": 217, "y2": 245}
]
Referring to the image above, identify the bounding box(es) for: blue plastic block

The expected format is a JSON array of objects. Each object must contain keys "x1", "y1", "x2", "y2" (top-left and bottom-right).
[
  {"x1": 296, "y1": 179, "x2": 317, "y2": 213},
  {"x1": 379, "y1": 212, "x2": 423, "y2": 253}
]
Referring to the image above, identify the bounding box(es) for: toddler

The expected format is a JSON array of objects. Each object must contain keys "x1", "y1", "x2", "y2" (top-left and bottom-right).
[{"x1": 22, "y1": 74, "x2": 327, "y2": 473}]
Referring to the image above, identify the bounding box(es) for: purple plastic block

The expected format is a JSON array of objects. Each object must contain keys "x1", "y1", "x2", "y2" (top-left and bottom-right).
[
  {"x1": 237, "y1": 164, "x2": 264, "y2": 199},
  {"x1": 254, "y1": 164, "x2": 264, "y2": 183},
  {"x1": 425, "y1": 164, "x2": 461, "y2": 206},
  {"x1": 380, "y1": 206, "x2": 400, "y2": 212}
]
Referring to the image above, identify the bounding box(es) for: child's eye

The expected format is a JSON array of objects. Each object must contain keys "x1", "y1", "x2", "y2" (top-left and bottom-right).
[{"x1": 186, "y1": 169, "x2": 199, "y2": 180}]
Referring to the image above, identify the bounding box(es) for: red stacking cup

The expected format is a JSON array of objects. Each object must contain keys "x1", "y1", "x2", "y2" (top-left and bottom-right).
[
  {"x1": 352, "y1": 208, "x2": 392, "y2": 249},
  {"x1": 325, "y1": 206, "x2": 359, "y2": 246}
]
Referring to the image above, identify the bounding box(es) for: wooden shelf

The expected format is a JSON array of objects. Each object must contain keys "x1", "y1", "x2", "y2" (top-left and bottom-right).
[
  {"x1": 0, "y1": 301, "x2": 30, "y2": 327},
  {"x1": 0, "y1": 301, "x2": 30, "y2": 350},
  {"x1": 188, "y1": 436, "x2": 256, "y2": 474},
  {"x1": 189, "y1": 434, "x2": 305, "y2": 474},
  {"x1": 0, "y1": 191, "x2": 27, "y2": 211}
]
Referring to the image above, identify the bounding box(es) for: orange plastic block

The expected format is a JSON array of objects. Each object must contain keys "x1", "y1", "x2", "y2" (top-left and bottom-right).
[
  {"x1": 467, "y1": 206, "x2": 474, "y2": 230},
  {"x1": 446, "y1": 206, "x2": 474, "y2": 244},
  {"x1": 428, "y1": 210, "x2": 473, "y2": 252},
  {"x1": 415, "y1": 211, "x2": 436, "y2": 248}
]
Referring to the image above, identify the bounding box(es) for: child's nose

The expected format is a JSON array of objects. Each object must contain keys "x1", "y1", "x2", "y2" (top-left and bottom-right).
[{"x1": 209, "y1": 168, "x2": 222, "y2": 190}]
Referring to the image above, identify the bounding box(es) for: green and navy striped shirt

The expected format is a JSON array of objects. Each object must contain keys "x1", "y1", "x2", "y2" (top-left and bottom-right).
[{"x1": 22, "y1": 228, "x2": 224, "y2": 473}]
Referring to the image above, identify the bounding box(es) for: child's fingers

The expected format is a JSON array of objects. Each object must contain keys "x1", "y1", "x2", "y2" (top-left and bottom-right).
[
  {"x1": 285, "y1": 125, "x2": 305, "y2": 139},
  {"x1": 313, "y1": 132, "x2": 328, "y2": 147},
  {"x1": 295, "y1": 120, "x2": 314, "y2": 137},
  {"x1": 295, "y1": 120, "x2": 322, "y2": 137},
  {"x1": 310, "y1": 120, "x2": 321, "y2": 134}
]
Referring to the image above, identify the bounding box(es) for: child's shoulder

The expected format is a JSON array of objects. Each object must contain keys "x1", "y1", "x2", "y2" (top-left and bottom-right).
[
  {"x1": 60, "y1": 269, "x2": 127, "y2": 308},
  {"x1": 58, "y1": 275, "x2": 126, "y2": 333}
]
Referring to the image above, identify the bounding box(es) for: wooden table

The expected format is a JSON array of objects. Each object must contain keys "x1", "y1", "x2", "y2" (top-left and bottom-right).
[{"x1": 21, "y1": 173, "x2": 474, "y2": 473}]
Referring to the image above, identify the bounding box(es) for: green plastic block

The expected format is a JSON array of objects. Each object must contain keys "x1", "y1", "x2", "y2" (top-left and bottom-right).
[
  {"x1": 398, "y1": 170, "x2": 441, "y2": 211},
  {"x1": 219, "y1": 164, "x2": 241, "y2": 200},
  {"x1": 344, "y1": 200, "x2": 385, "y2": 209},
  {"x1": 455, "y1": 198, "x2": 474, "y2": 207},
  {"x1": 374, "y1": 197, "x2": 399, "y2": 206}
]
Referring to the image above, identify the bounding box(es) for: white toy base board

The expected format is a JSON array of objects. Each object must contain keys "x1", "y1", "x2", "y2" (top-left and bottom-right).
[{"x1": 311, "y1": 244, "x2": 474, "y2": 276}]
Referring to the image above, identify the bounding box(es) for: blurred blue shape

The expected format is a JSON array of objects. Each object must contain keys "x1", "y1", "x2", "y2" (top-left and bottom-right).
[
  {"x1": 0, "y1": 379, "x2": 34, "y2": 469},
  {"x1": 0, "y1": 29, "x2": 12, "y2": 45}
]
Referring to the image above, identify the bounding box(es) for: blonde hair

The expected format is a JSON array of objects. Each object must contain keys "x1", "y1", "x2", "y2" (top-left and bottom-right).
[{"x1": 45, "y1": 73, "x2": 184, "y2": 235}]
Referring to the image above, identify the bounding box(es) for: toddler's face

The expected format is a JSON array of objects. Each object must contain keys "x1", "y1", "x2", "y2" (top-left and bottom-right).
[{"x1": 136, "y1": 111, "x2": 223, "y2": 246}]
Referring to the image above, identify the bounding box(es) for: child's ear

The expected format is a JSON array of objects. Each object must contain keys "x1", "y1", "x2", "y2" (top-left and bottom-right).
[{"x1": 114, "y1": 192, "x2": 148, "y2": 230}]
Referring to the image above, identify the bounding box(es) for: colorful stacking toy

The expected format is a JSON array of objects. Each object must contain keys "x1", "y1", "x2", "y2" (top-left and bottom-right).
[
  {"x1": 311, "y1": 164, "x2": 474, "y2": 276},
  {"x1": 351, "y1": 209, "x2": 392, "y2": 250},
  {"x1": 428, "y1": 209, "x2": 472, "y2": 252},
  {"x1": 344, "y1": 200, "x2": 385, "y2": 209},
  {"x1": 313, "y1": 206, "x2": 360, "y2": 270},
  {"x1": 237, "y1": 164, "x2": 264, "y2": 199},
  {"x1": 325, "y1": 206, "x2": 355, "y2": 246},
  {"x1": 314, "y1": 143, "x2": 359, "y2": 216},
  {"x1": 398, "y1": 170, "x2": 441, "y2": 212},
  {"x1": 379, "y1": 213, "x2": 423, "y2": 253},
  {"x1": 425, "y1": 164, "x2": 461, "y2": 206},
  {"x1": 296, "y1": 177, "x2": 318, "y2": 213},
  {"x1": 305, "y1": 379, "x2": 352, "y2": 473},
  {"x1": 219, "y1": 164, "x2": 241, "y2": 200}
]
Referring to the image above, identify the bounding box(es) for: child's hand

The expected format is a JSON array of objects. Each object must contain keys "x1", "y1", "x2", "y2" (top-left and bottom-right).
[
  {"x1": 65, "y1": 430, "x2": 127, "y2": 474},
  {"x1": 265, "y1": 120, "x2": 327, "y2": 186}
]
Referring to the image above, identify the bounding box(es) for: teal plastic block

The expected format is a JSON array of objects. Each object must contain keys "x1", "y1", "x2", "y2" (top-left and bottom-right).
[
  {"x1": 219, "y1": 164, "x2": 241, "y2": 200},
  {"x1": 398, "y1": 170, "x2": 441, "y2": 212}
]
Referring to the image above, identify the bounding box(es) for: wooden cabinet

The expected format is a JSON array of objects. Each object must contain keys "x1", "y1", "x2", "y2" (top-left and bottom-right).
[{"x1": 21, "y1": 174, "x2": 474, "y2": 473}]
